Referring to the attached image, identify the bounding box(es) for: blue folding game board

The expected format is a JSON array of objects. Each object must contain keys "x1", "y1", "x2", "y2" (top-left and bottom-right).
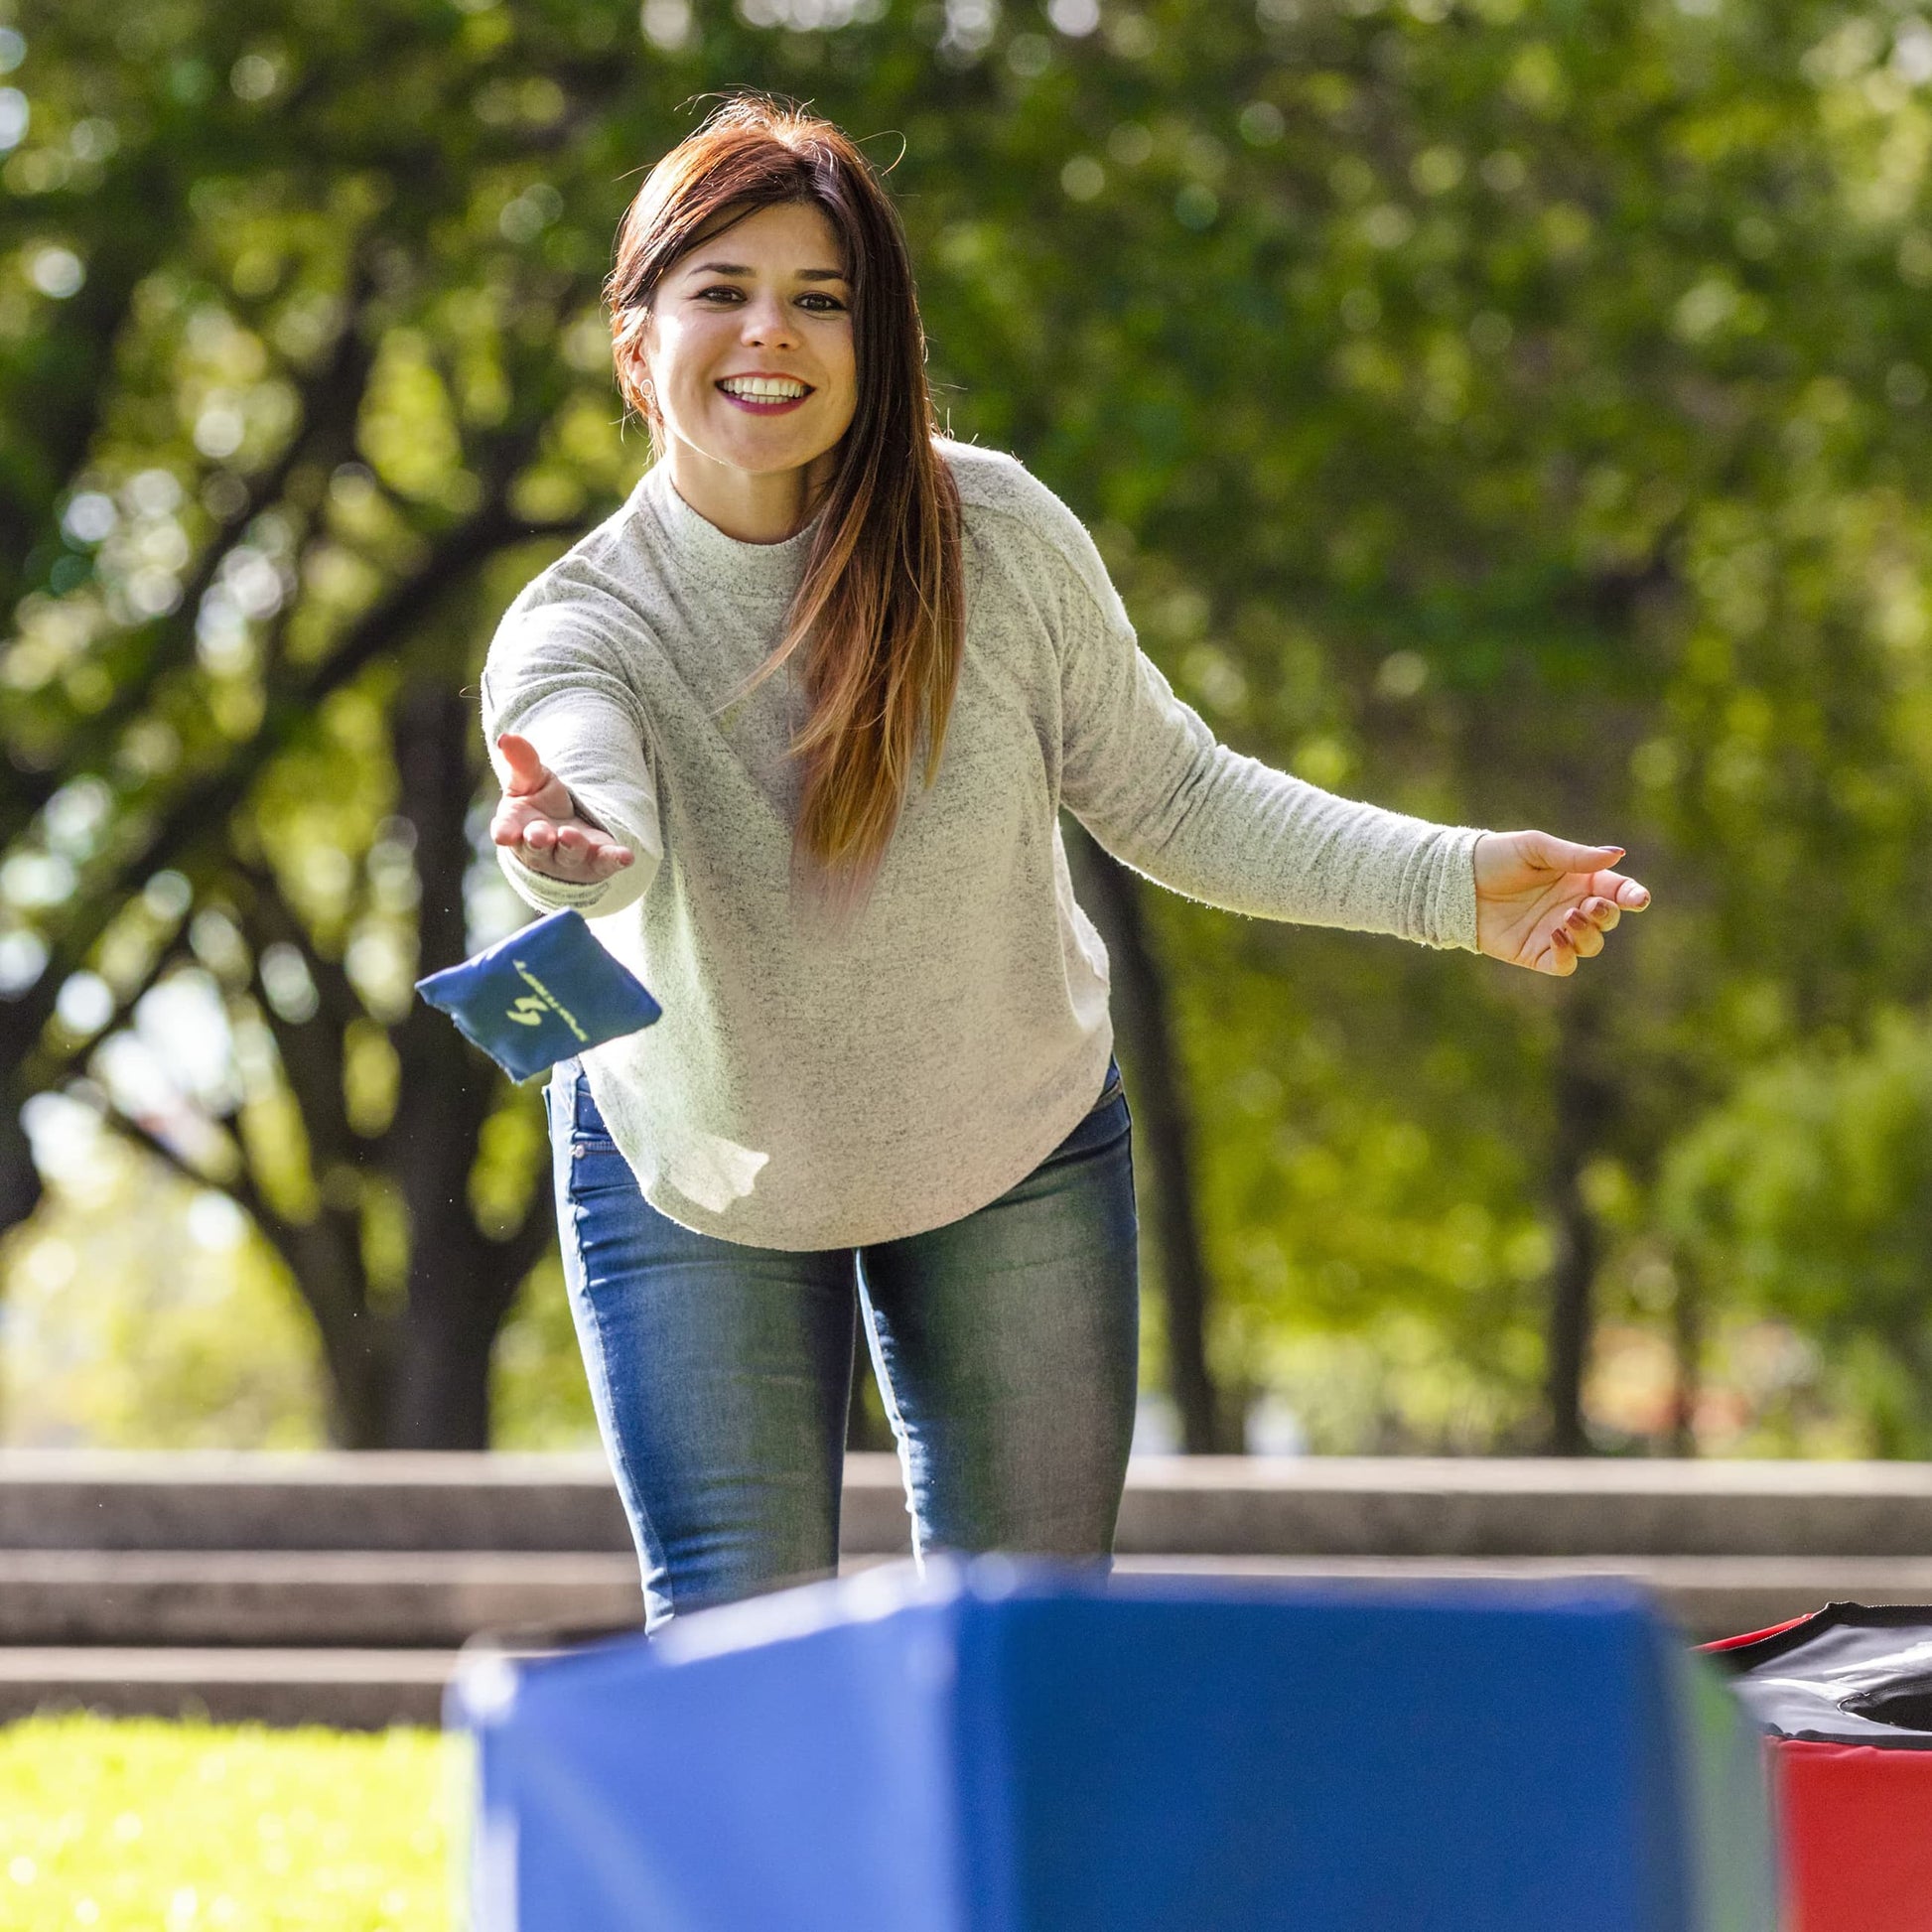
[{"x1": 448, "y1": 1556, "x2": 1777, "y2": 1932}]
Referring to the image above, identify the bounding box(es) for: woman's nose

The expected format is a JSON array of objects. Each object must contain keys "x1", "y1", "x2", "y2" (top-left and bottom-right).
[{"x1": 740, "y1": 296, "x2": 797, "y2": 347}]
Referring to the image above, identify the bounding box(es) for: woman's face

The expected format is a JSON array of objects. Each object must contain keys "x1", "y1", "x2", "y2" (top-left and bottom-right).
[{"x1": 637, "y1": 200, "x2": 858, "y2": 480}]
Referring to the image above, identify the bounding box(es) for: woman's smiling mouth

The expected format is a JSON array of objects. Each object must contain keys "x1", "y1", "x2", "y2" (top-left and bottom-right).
[{"x1": 717, "y1": 372, "x2": 813, "y2": 414}]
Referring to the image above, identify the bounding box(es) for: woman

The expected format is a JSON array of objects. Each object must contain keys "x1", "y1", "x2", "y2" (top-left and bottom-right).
[{"x1": 481, "y1": 94, "x2": 1649, "y2": 1633}]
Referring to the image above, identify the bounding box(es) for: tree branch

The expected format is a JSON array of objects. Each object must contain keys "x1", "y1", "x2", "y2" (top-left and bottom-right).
[
  {"x1": 0, "y1": 247, "x2": 386, "y2": 841},
  {"x1": 88, "y1": 1090, "x2": 299, "y2": 1260},
  {"x1": 0, "y1": 456, "x2": 579, "y2": 1090},
  {"x1": 228, "y1": 880, "x2": 358, "y2": 1178}
]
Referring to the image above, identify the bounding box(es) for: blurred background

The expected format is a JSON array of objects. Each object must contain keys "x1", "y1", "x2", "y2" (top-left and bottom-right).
[{"x1": 1, "y1": 0, "x2": 1928, "y2": 1462}]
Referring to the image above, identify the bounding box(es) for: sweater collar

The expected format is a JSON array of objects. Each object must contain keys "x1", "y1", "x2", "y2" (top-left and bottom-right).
[{"x1": 637, "y1": 460, "x2": 822, "y2": 604}]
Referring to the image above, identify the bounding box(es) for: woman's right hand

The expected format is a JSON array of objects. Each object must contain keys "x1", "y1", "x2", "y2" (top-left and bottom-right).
[{"x1": 491, "y1": 733, "x2": 635, "y2": 885}]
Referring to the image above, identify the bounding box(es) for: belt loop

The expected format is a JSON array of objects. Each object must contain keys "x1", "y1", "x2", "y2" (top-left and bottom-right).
[{"x1": 572, "y1": 1062, "x2": 603, "y2": 1135}]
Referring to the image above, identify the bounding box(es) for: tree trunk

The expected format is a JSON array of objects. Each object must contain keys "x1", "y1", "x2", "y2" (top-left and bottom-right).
[
  {"x1": 384, "y1": 675, "x2": 531, "y2": 1448},
  {"x1": 1061, "y1": 817, "x2": 1226, "y2": 1452},
  {"x1": 284, "y1": 1211, "x2": 398, "y2": 1449},
  {"x1": 388, "y1": 1227, "x2": 519, "y2": 1449},
  {"x1": 1545, "y1": 992, "x2": 1616, "y2": 1455},
  {"x1": 0, "y1": 983, "x2": 59, "y2": 1249},
  {"x1": 1670, "y1": 1250, "x2": 1702, "y2": 1457},
  {"x1": 0, "y1": 1098, "x2": 41, "y2": 1242}
]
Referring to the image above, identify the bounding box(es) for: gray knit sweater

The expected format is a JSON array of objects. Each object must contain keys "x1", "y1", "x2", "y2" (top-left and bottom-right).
[{"x1": 480, "y1": 440, "x2": 1488, "y2": 1249}]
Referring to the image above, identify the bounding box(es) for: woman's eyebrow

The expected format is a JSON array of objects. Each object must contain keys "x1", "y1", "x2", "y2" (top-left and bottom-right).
[{"x1": 683, "y1": 261, "x2": 849, "y2": 281}]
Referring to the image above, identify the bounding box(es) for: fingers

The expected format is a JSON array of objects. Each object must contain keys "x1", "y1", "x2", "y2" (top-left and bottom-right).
[
  {"x1": 496, "y1": 732, "x2": 552, "y2": 798},
  {"x1": 1557, "y1": 904, "x2": 1606, "y2": 960},
  {"x1": 1525, "y1": 831, "x2": 1626, "y2": 873},
  {"x1": 549, "y1": 830, "x2": 633, "y2": 881},
  {"x1": 1527, "y1": 835, "x2": 1656, "y2": 907},
  {"x1": 1543, "y1": 890, "x2": 1637, "y2": 973},
  {"x1": 1494, "y1": 851, "x2": 1652, "y2": 978},
  {"x1": 490, "y1": 805, "x2": 633, "y2": 883},
  {"x1": 489, "y1": 797, "x2": 546, "y2": 849}
]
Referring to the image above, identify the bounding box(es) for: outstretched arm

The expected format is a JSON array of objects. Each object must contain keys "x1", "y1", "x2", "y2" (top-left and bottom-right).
[
  {"x1": 1040, "y1": 485, "x2": 1651, "y2": 966},
  {"x1": 479, "y1": 612, "x2": 662, "y2": 920},
  {"x1": 1052, "y1": 545, "x2": 1484, "y2": 948}
]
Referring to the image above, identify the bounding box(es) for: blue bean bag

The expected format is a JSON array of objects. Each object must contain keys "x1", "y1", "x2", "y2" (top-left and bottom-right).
[{"x1": 414, "y1": 908, "x2": 660, "y2": 1082}]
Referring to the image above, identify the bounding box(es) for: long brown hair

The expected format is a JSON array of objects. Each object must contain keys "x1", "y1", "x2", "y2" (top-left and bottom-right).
[{"x1": 604, "y1": 93, "x2": 965, "y2": 930}]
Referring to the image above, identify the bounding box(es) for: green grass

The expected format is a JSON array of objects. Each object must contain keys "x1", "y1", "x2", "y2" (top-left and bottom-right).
[{"x1": 0, "y1": 1715, "x2": 461, "y2": 1930}]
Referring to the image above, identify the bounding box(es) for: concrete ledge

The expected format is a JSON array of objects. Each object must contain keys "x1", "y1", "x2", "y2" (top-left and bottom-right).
[
  {"x1": 1113, "y1": 1456, "x2": 1932, "y2": 1558},
  {"x1": 0, "y1": 1551, "x2": 646, "y2": 1647},
  {"x1": 6, "y1": 1453, "x2": 1916, "y2": 1725},
  {"x1": 0, "y1": 1649, "x2": 457, "y2": 1728},
  {"x1": 0, "y1": 1449, "x2": 637, "y2": 1552},
  {"x1": 0, "y1": 1551, "x2": 1924, "y2": 1726},
  {"x1": 1116, "y1": 1553, "x2": 1932, "y2": 1640},
  {"x1": 2, "y1": 1450, "x2": 1930, "y2": 1558},
  {"x1": 0, "y1": 1449, "x2": 911, "y2": 1554}
]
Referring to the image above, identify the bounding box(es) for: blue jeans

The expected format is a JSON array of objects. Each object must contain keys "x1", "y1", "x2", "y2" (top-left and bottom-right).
[{"x1": 545, "y1": 1056, "x2": 1140, "y2": 1632}]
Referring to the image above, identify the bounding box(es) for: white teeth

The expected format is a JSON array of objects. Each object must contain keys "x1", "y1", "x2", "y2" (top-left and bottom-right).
[{"x1": 721, "y1": 376, "x2": 808, "y2": 400}]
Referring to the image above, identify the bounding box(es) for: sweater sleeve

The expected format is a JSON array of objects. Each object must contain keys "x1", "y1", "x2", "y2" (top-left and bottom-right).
[
  {"x1": 479, "y1": 604, "x2": 663, "y2": 921},
  {"x1": 1039, "y1": 503, "x2": 1486, "y2": 951}
]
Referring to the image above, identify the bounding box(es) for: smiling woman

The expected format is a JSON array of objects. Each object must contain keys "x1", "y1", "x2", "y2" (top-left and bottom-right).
[
  {"x1": 472, "y1": 90, "x2": 1648, "y2": 1640},
  {"x1": 595, "y1": 100, "x2": 961, "y2": 924}
]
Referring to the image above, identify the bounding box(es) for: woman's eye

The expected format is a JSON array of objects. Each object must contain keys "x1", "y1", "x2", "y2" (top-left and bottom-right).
[{"x1": 692, "y1": 286, "x2": 846, "y2": 312}]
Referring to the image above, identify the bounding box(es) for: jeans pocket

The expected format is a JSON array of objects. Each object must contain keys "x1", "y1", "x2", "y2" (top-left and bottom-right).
[
  {"x1": 568, "y1": 1066, "x2": 614, "y2": 1136},
  {"x1": 567, "y1": 1064, "x2": 621, "y2": 1151}
]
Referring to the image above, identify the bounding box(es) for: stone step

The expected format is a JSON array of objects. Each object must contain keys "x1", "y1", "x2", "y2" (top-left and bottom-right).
[
  {"x1": 0, "y1": 1553, "x2": 1912, "y2": 1730},
  {"x1": 0, "y1": 1554, "x2": 1922, "y2": 1697},
  {"x1": 0, "y1": 1551, "x2": 645, "y2": 1648},
  {"x1": 7, "y1": 1450, "x2": 1932, "y2": 1557},
  {"x1": 1112, "y1": 1458, "x2": 1932, "y2": 1560},
  {"x1": 0, "y1": 1649, "x2": 459, "y2": 1728},
  {"x1": 0, "y1": 1449, "x2": 905, "y2": 1554},
  {"x1": 0, "y1": 1449, "x2": 637, "y2": 1553},
  {"x1": 1114, "y1": 1554, "x2": 1932, "y2": 1642}
]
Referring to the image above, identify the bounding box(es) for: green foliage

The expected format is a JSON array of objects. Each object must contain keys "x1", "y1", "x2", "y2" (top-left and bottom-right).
[
  {"x1": 0, "y1": 1086, "x2": 603, "y2": 1449},
  {"x1": 1663, "y1": 1008, "x2": 1932, "y2": 1452},
  {"x1": 0, "y1": 1107, "x2": 325, "y2": 1448},
  {"x1": 0, "y1": 1714, "x2": 453, "y2": 1930}
]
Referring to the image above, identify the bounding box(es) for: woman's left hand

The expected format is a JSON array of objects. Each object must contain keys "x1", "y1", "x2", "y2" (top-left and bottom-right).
[{"x1": 1472, "y1": 831, "x2": 1651, "y2": 977}]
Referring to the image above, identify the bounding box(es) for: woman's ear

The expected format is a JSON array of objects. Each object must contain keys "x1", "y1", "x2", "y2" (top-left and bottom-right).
[{"x1": 613, "y1": 304, "x2": 656, "y2": 420}]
